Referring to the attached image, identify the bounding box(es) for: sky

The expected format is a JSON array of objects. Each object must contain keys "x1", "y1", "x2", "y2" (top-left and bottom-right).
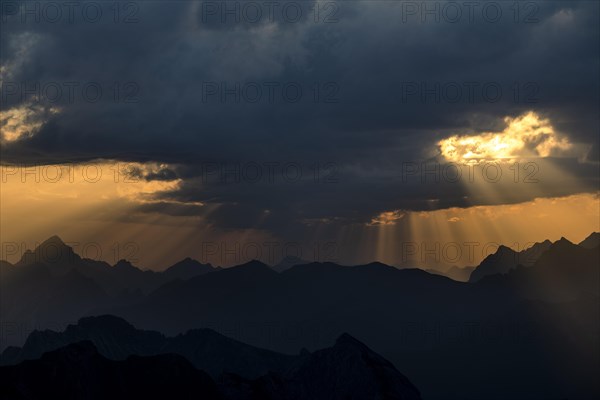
[{"x1": 1, "y1": 0, "x2": 599, "y2": 269}]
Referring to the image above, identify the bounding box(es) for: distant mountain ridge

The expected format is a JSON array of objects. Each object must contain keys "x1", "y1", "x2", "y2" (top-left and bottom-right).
[
  {"x1": 6, "y1": 233, "x2": 596, "y2": 287},
  {"x1": 482, "y1": 236, "x2": 600, "y2": 299},
  {"x1": 1, "y1": 315, "x2": 296, "y2": 380},
  {"x1": 0, "y1": 316, "x2": 422, "y2": 400},
  {"x1": 469, "y1": 233, "x2": 599, "y2": 283},
  {"x1": 6, "y1": 235, "x2": 220, "y2": 295},
  {"x1": 469, "y1": 238, "x2": 553, "y2": 282}
]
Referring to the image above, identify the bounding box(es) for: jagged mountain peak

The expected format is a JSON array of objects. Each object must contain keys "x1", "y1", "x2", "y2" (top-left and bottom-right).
[
  {"x1": 578, "y1": 232, "x2": 600, "y2": 249},
  {"x1": 17, "y1": 235, "x2": 79, "y2": 267},
  {"x1": 495, "y1": 244, "x2": 516, "y2": 253},
  {"x1": 165, "y1": 257, "x2": 216, "y2": 272},
  {"x1": 41, "y1": 235, "x2": 67, "y2": 246},
  {"x1": 551, "y1": 237, "x2": 576, "y2": 250}
]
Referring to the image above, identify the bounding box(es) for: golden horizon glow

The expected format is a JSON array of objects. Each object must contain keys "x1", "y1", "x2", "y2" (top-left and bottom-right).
[
  {"x1": 1, "y1": 160, "x2": 598, "y2": 270},
  {"x1": 367, "y1": 192, "x2": 599, "y2": 268}
]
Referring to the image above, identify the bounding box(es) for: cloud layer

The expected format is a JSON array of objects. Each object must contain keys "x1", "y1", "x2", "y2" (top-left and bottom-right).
[{"x1": 1, "y1": 0, "x2": 598, "y2": 236}]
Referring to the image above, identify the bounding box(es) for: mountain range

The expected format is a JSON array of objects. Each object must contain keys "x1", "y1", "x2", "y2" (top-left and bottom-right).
[
  {"x1": 5, "y1": 235, "x2": 220, "y2": 296},
  {"x1": 0, "y1": 316, "x2": 422, "y2": 400},
  {"x1": 1, "y1": 233, "x2": 598, "y2": 399},
  {"x1": 468, "y1": 232, "x2": 599, "y2": 282}
]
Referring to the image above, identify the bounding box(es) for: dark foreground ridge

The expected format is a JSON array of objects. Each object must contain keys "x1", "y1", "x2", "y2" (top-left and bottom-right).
[{"x1": 0, "y1": 316, "x2": 422, "y2": 400}]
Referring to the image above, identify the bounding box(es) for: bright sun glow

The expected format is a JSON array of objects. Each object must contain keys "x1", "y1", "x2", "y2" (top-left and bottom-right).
[{"x1": 438, "y1": 112, "x2": 573, "y2": 162}]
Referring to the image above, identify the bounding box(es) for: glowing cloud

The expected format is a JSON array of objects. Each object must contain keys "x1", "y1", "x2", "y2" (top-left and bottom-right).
[
  {"x1": 0, "y1": 104, "x2": 60, "y2": 143},
  {"x1": 368, "y1": 210, "x2": 405, "y2": 226},
  {"x1": 438, "y1": 112, "x2": 573, "y2": 162}
]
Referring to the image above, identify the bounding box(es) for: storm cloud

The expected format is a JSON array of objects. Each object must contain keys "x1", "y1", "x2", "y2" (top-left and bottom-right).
[{"x1": 1, "y1": 0, "x2": 598, "y2": 234}]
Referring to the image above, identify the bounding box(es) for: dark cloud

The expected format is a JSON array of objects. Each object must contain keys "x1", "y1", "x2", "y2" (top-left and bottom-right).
[
  {"x1": 1, "y1": 0, "x2": 598, "y2": 233},
  {"x1": 133, "y1": 201, "x2": 206, "y2": 217}
]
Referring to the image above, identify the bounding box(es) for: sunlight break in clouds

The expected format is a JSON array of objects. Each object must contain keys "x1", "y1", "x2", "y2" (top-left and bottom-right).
[
  {"x1": 0, "y1": 104, "x2": 60, "y2": 143},
  {"x1": 438, "y1": 112, "x2": 573, "y2": 162},
  {"x1": 368, "y1": 210, "x2": 406, "y2": 226}
]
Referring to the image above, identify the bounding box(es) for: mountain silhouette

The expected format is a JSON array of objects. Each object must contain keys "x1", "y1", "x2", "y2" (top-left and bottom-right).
[
  {"x1": 15, "y1": 235, "x2": 79, "y2": 268},
  {"x1": 274, "y1": 332, "x2": 421, "y2": 400},
  {"x1": 0, "y1": 341, "x2": 220, "y2": 400},
  {"x1": 0, "y1": 259, "x2": 109, "y2": 351},
  {"x1": 481, "y1": 236, "x2": 600, "y2": 300},
  {"x1": 1, "y1": 315, "x2": 295, "y2": 380},
  {"x1": 221, "y1": 332, "x2": 422, "y2": 400},
  {"x1": 0, "y1": 318, "x2": 422, "y2": 400},
  {"x1": 9, "y1": 237, "x2": 222, "y2": 296},
  {"x1": 163, "y1": 257, "x2": 219, "y2": 280},
  {"x1": 579, "y1": 232, "x2": 600, "y2": 249},
  {"x1": 105, "y1": 241, "x2": 598, "y2": 399},
  {"x1": 468, "y1": 239, "x2": 552, "y2": 282},
  {"x1": 1, "y1": 233, "x2": 598, "y2": 399}
]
